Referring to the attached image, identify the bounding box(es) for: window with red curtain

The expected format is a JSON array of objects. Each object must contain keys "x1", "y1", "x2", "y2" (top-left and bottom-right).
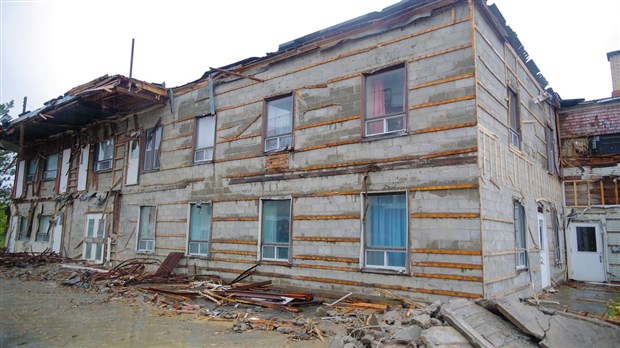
[{"x1": 364, "y1": 66, "x2": 406, "y2": 136}]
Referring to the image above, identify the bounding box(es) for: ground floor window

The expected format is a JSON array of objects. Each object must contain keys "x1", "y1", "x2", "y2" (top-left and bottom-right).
[
  {"x1": 364, "y1": 192, "x2": 408, "y2": 270},
  {"x1": 35, "y1": 215, "x2": 52, "y2": 242},
  {"x1": 17, "y1": 217, "x2": 29, "y2": 240},
  {"x1": 138, "y1": 206, "x2": 156, "y2": 252},
  {"x1": 83, "y1": 214, "x2": 105, "y2": 263},
  {"x1": 188, "y1": 203, "x2": 211, "y2": 256},
  {"x1": 514, "y1": 201, "x2": 527, "y2": 269},
  {"x1": 261, "y1": 199, "x2": 291, "y2": 261}
]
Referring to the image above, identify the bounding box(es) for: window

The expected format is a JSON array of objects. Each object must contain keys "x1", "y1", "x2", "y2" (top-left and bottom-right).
[
  {"x1": 137, "y1": 206, "x2": 156, "y2": 252},
  {"x1": 26, "y1": 158, "x2": 38, "y2": 183},
  {"x1": 194, "y1": 116, "x2": 215, "y2": 163},
  {"x1": 83, "y1": 214, "x2": 105, "y2": 263},
  {"x1": 143, "y1": 126, "x2": 162, "y2": 171},
  {"x1": 43, "y1": 153, "x2": 59, "y2": 181},
  {"x1": 364, "y1": 66, "x2": 406, "y2": 136},
  {"x1": 35, "y1": 215, "x2": 52, "y2": 242},
  {"x1": 264, "y1": 95, "x2": 293, "y2": 152},
  {"x1": 94, "y1": 139, "x2": 114, "y2": 172},
  {"x1": 17, "y1": 217, "x2": 29, "y2": 241},
  {"x1": 261, "y1": 199, "x2": 291, "y2": 261},
  {"x1": 552, "y1": 208, "x2": 561, "y2": 263},
  {"x1": 514, "y1": 201, "x2": 527, "y2": 269},
  {"x1": 576, "y1": 226, "x2": 597, "y2": 252},
  {"x1": 364, "y1": 192, "x2": 407, "y2": 270},
  {"x1": 545, "y1": 125, "x2": 556, "y2": 173},
  {"x1": 188, "y1": 203, "x2": 211, "y2": 256},
  {"x1": 508, "y1": 89, "x2": 521, "y2": 149}
]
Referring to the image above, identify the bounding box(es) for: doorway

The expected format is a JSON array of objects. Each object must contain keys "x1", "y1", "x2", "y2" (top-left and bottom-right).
[
  {"x1": 569, "y1": 223, "x2": 605, "y2": 282},
  {"x1": 538, "y1": 212, "x2": 551, "y2": 288}
]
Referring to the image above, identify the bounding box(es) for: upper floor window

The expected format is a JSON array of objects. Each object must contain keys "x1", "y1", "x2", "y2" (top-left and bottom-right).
[
  {"x1": 26, "y1": 158, "x2": 38, "y2": 183},
  {"x1": 364, "y1": 192, "x2": 408, "y2": 271},
  {"x1": 43, "y1": 153, "x2": 59, "y2": 181},
  {"x1": 264, "y1": 95, "x2": 293, "y2": 152},
  {"x1": 260, "y1": 199, "x2": 291, "y2": 262},
  {"x1": 545, "y1": 125, "x2": 556, "y2": 173},
  {"x1": 194, "y1": 116, "x2": 215, "y2": 163},
  {"x1": 508, "y1": 89, "x2": 521, "y2": 149},
  {"x1": 514, "y1": 201, "x2": 527, "y2": 269},
  {"x1": 143, "y1": 126, "x2": 162, "y2": 172},
  {"x1": 188, "y1": 202, "x2": 211, "y2": 256},
  {"x1": 364, "y1": 66, "x2": 406, "y2": 136},
  {"x1": 94, "y1": 139, "x2": 114, "y2": 172},
  {"x1": 17, "y1": 217, "x2": 29, "y2": 241}
]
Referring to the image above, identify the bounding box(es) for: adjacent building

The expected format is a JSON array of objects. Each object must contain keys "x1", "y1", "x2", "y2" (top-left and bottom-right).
[{"x1": 1, "y1": 0, "x2": 564, "y2": 301}]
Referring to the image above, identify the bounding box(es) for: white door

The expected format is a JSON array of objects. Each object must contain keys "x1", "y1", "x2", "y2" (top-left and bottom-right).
[
  {"x1": 570, "y1": 223, "x2": 605, "y2": 281},
  {"x1": 83, "y1": 214, "x2": 105, "y2": 263},
  {"x1": 51, "y1": 214, "x2": 63, "y2": 254},
  {"x1": 538, "y1": 213, "x2": 550, "y2": 288}
]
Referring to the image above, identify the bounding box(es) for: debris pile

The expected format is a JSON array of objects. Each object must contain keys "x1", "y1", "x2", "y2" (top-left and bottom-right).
[{"x1": 0, "y1": 250, "x2": 66, "y2": 268}]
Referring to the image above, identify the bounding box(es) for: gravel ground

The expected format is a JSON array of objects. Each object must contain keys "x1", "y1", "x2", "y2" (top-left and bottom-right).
[{"x1": 0, "y1": 266, "x2": 327, "y2": 348}]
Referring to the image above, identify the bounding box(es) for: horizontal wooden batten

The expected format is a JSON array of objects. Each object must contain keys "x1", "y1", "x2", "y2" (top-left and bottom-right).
[
  {"x1": 409, "y1": 72, "x2": 475, "y2": 90},
  {"x1": 409, "y1": 95, "x2": 475, "y2": 110},
  {"x1": 409, "y1": 183, "x2": 477, "y2": 191},
  {"x1": 296, "y1": 263, "x2": 358, "y2": 272},
  {"x1": 293, "y1": 214, "x2": 360, "y2": 221},
  {"x1": 211, "y1": 249, "x2": 256, "y2": 256},
  {"x1": 413, "y1": 272, "x2": 482, "y2": 282},
  {"x1": 294, "y1": 115, "x2": 360, "y2": 131},
  {"x1": 156, "y1": 246, "x2": 185, "y2": 251},
  {"x1": 413, "y1": 288, "x2": 480, "y2": 299},
  {"x1": 293, "y1": 237, "x2": 360, "y2": 243},
  {"x1": 209, "y1": 257, "x2": 256, "y2": 264},
  {"x1": 293, "y1": 255, "x2": 359, "y2": 263},
  {"x1": 156, "y1": 233, "x2": 186, "y2": 238},
  {"x1": 210, "y1": 239, "x2": 257, "y2": 245},
  {"x1": 216, "y1": 132, "x2": 261, "y2": 144},
  {"x1": 411, "y1": 122, "x2": 477, "y2": 137},
  {"x1": 412, "y1": 248, "x2": 481, "y2": 256},
  {"x1": 410, "y1": 213, "x2": 480, "y2": 219},
  {"x1": 158, "y1": 219, "x2": 187, "y2": 223},
  {"x1": 296, "y1": 139, "x2": 359, "y2": 153},
  {"x1": 212, "y1": 217, "x2": 258, "y2": 222},
  {"x1": 412, "y1": 261, "x2": 482, "y2": 270}
]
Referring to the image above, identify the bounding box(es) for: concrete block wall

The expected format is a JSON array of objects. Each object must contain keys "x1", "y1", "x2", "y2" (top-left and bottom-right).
[{"x1": 473, "y1": 2, "x2": 564, "y2": 298}]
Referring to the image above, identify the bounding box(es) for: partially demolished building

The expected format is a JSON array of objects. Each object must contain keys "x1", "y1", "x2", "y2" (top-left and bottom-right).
[
  {"x1": 559, "y1": 50, "x2": 620, "y2": 283},
  {"x1": 1, "y1": 0, "x2": 565, "y2": 301}
]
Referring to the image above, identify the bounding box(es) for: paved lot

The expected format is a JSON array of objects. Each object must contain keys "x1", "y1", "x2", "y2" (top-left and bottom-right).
[{"x1": 0, "y1": 278, "x2": 324, "y2": 348}]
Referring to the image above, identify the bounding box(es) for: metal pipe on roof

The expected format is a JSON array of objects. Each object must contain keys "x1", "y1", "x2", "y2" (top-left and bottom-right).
[{"x1": 129, "y1": 39, "x2": 135, "y2": 79}]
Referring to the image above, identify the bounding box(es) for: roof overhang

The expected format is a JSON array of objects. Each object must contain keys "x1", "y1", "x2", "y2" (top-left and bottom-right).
[{"x1": 0, "y1": 74, "x2": 168, "y2": 151}]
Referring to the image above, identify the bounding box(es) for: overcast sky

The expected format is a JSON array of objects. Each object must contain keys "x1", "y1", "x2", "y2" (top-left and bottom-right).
[{"x1": 1, "y1": 0, "x2": 618, "y2": 116}]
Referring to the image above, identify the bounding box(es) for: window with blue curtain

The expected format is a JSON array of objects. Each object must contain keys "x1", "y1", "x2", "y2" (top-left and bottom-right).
[
  {"x1": 261, "y1": 199, "x2": 291, "y2": 261},
  {"x1": 188, "y1": 203, "x2": 211, "y2": 256},
  {"x1": 365, "y1": 192, "x2": 407, "y2": 270}
]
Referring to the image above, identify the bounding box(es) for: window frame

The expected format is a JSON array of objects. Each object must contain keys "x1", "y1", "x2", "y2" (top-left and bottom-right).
[
  {"x1": 263, "y1": 94, "x2": 294, "y2": 153},
  {"x1": 361, "y1": 191, "x2": 409, "y2": 272},
  {"x1": 17, "y1": 216, "x2": 29, "y2": 241},
  {"x1": 35, "y1": 215, "x2": 52, "y2": 242},
  {"x1": 259, "y1": 198, "x2": 292, "y2": 262},
  {"x1": 545, "y1": 124, "x2": 557, "y2": 174},
  {"x1": 508, "y1": 88, "x2": 521, "y2": 150},
  {"x1": 551, "y1": 208, "x2": 562, "y2": 264},
  {"x1": 193, "y1": 116, "x2": 216, "y2": 164},
  {"x1": 26, "y1": 158, "x2": 39, "y2": 183},
  {"x1": 514, "y1": 200, "x2": 527, "y2": 270},
  {"x1": 362, "y1": 64, "x2": 407, "y2": 137},
  {"x1": 43, "y1": 153, "x2": 59, "y2": 181},
  {"x1": 187, "y1": 202, "x2": 212, "y2": 257},
  {"x1": 94, "y1": 139, "x2": 114, "y2": 172},
  {"x1": 83, "y1": 213, "x2": 105, "y2": 263},
  {"x1": 142, "y1": 126, "x2": 162, "y2": 172},
  {"x1": 137, "y1": 206, "x2": 156, "y2": 253}
]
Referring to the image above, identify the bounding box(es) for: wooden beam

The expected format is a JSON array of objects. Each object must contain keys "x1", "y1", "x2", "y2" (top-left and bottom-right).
[
  {"x1": 293, "y1": 255, "x2": 358, "y2": 263},
  {"x1": 293, "y1": 237, "x2": 360, "y2": 243},
  {"x1": 293, "y1": 214, "x2": 360, "y2": 221},
  {"x1": 212, "y1": 217, "x2": 258, "y2": 222},
  {"x1": 210, "y1": 67, "x2": 265, "y2": 82},
  {"x1": 409, "y1": 183, "x2": 477, "y2": 191},
  {"x1": 409, "y1": 95, "x2": 475, "y2": 110},
  {"x1": 410, "y1": 213, "x2": 480, "y2": 219},
  {"x1": 412, "y1": 261, "x2": 482, "y2": 270},
  {"x1": 211, "y1": 249, "x2": 256, "y2": 256},
  {"x1": 211, "y1": 239, "x2": 257, "y2": 245},
  {"x1": 294, "y1": 115, "x2": 360, "y2": 131},
  {"x1": 412, "y1": 248, "x2": 481, "y2": 256},
  {"x1": 410, "y1": 121, "x2": 477, "y2": 135},
  {"x1": 409, "y1": 72, "x2": 474, "y2": 90},
  {"x1": 413, "y1": 272, "x2": 482, "y2": 282}
]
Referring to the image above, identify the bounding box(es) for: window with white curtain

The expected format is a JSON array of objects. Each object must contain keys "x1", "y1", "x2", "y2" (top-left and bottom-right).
[
  {"x1": 364, "y1": 192, "x2": 408, "y2": 270},
  {"x1": 188, "y1": 203, "x2": 211, "y2": 256},
  {"x1": 194, "y1": 116, "x2": 215, "y2": 163},
  {"x1": 264, "y1": 96, "x2": 293, "y2": 152}
]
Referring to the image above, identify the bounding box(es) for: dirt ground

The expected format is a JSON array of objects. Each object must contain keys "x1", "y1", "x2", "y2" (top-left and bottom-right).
[{"x1": 0, "y1": 276, "x2": 328, "y2": 348}]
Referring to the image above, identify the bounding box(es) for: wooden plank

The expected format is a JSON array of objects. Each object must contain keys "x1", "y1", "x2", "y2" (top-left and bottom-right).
[
  {"x1": 212, "y1": 217, "x2": 258, "y2": 222},
  {"x1": 410, "y1": 213, "x2": 480, "y2": 219},
  {"x1": 409, "y1": 95, "x2": 475, "y2": 110},
  {"x1": 412, "y1": 261, "x2": 482, "y2": 270},
  {"x1": 296, "y1": 139, "x2": 359, "y2": 152},
  {"x1": 409, "y1": 72, "x2": 475, "y2": 90},
  {"x1": 211, "y1": 249, "x2": 256, "y2": 256},
  {"x1": 409, "y1": 183, "x2": 477, "y2": 191},
  {"x1": 410, "y1": 121, "x2": 477, "y2": 135},
  {"x1": 293, "y1": 237, "x2": 360, "y2": 243},
  {"x1": 296, "y1": 263, "x2": 358, "y2": 272},
  {"x1": 412, "y1": 248, "x2": 481, "y2": 256},
  {"x1": 294, "y1": 115, "x2": 360, "y2": 131},
  {"x1": 413, "y1": 272, "x2": 482, "y2": 282},
  {"x1": 293, "y1": 255, "x2": 358, "y2": 263},
  {"x1": 211, "y1": 239, "x2": 257, "y2": 245},
  {"x1": 293, "y1": 214, "x2": 360, "y2": 221}
]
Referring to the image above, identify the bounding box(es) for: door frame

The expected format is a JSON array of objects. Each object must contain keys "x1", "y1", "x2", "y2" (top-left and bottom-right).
[{"x1": 538, "y1": 212, "x2": 551, "y2": 288}]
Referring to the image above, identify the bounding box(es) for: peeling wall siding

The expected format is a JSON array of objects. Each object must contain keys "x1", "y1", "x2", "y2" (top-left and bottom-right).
[{"x1": 6, "y1": 0, "x2": 566, "y2": 301}]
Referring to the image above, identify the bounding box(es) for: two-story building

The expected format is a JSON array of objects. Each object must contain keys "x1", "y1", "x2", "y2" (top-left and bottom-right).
[{"x1": 1, "y1": 0, "x2": 564, "y2": 301}]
